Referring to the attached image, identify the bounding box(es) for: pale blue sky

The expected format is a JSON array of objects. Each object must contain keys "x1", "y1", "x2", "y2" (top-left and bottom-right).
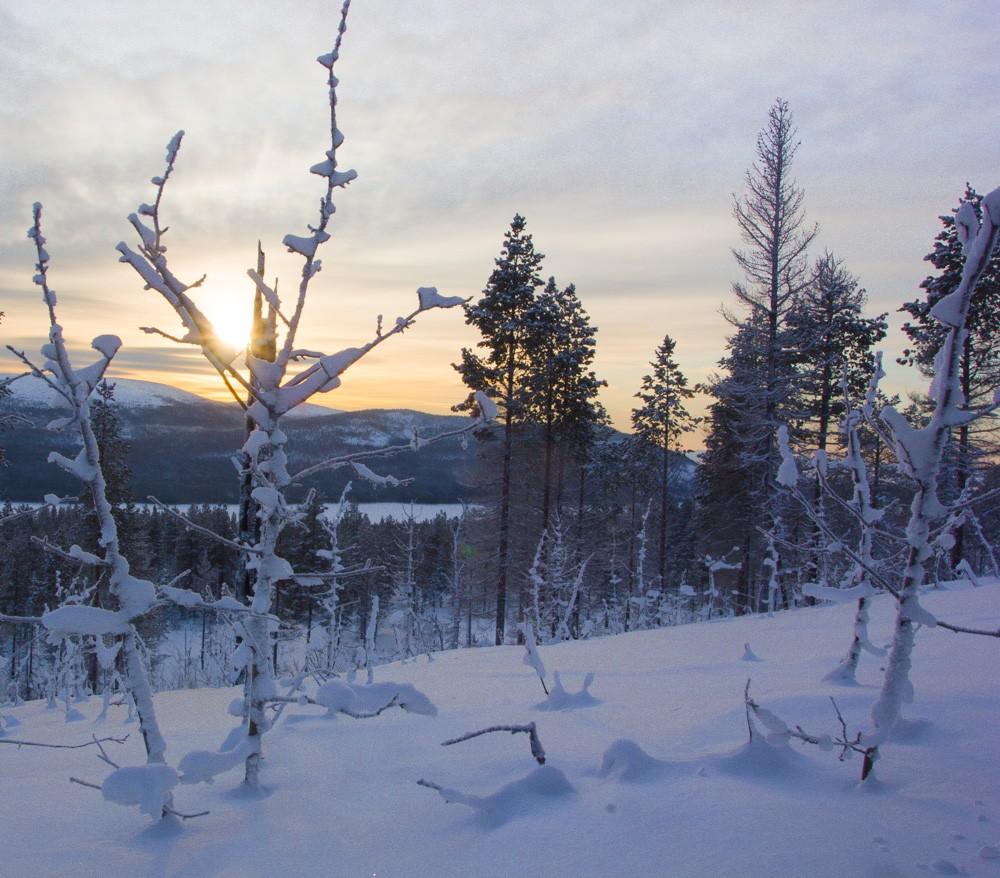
[{"x1": 1, "y1": 1, "x2": 997, "y2": 438}]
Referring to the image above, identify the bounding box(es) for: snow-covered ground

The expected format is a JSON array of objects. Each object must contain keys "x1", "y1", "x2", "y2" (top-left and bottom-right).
[{"x1": 2, "y1": 582, "x2": 999, "y2": 878}]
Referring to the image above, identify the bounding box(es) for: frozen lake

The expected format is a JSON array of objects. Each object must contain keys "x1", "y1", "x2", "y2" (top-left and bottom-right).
[{"x1": 10, "y1": 500, "x2": 475, "y2": 523}]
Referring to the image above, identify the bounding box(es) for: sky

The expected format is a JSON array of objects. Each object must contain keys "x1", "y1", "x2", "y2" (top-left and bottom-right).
[{"x1": 1, "y1": 1, "x2": 997, "y2": 445}]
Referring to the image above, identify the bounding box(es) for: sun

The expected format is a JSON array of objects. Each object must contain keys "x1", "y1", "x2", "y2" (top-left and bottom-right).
[{"x1": 203, "y1": 298, "x2": 253, "y2": 352}]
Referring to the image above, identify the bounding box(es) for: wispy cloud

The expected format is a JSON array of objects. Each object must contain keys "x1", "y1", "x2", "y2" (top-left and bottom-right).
[{"x1": 2, "y1": 1, "x2": 997, "y2": 436}]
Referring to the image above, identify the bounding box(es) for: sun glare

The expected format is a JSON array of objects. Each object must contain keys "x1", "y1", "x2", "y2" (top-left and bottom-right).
[{"x1": 204, "y1": 299, "x2": 253, "y2": 352}]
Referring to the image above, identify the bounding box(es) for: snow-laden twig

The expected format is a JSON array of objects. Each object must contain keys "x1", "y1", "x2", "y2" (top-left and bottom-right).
[
  {"x1": 441, "y1": 722, "x2": 547, "y2": 765},
  {"x1": 290, "y1": 419, "x2": 487, "y2": 482},
  {"x1": 4, "y1": 345, "x2": 73, "y2": 405},
  {"x1": 0, "y1": 612, "x2": 43, "y2": 625},
  {"x1": 30, "y1": 536, "x2": 112, "y2": 568},
  {"x1": 263, "y1": 692, "x2": 400, "y2": 720},
  {"x1": 147, "y1": 496, "x2": 262, "y2": 555},
  {"x1": 744, "y1": 680, "x2": 871, "y2": 764}
]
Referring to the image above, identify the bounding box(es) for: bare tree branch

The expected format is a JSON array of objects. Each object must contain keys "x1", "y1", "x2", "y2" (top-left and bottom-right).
[
  {"x1": 1, "y1": 734, "x2": 129, "y2": 750},
  {"x1": 147, "y1": 496, "x2": 262, "y2": 554},
  {"x1": 441, "y1": 722, "x2": 546, "y2": 765},
  {"x1": 30, "y1": 536, "x2": 112, "y2": 568}
]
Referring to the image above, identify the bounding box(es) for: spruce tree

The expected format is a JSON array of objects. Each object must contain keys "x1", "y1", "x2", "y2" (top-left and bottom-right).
[
  {"x1": 631, "y1": 334, "x2": 696, "y2": 586},
  {"x1": 786, "y1": 253, "x2": 887, "y2": 584},
  {"x1": 525, "y1": 277, "x2": 606, "y2": 537},
  {"x1": 790, "y1": 253, "x2": 887, "y2": 455},
  {"x1": 697, "y1": 314, "x2": 771, "y2": 599},
  {"x1": 900, "y1": 184, "x2": 1000, "y2": 567},
  {"x1": 454, "y1": 214, "x2": 545, "y2": 644}
]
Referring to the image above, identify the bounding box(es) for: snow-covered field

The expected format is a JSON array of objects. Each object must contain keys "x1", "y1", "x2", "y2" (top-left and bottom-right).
[{"x1": 2, "y1": 583, "x2": 999, "y2": 878}]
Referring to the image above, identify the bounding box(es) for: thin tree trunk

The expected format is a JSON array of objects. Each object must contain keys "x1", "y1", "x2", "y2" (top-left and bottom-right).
[
  {"x1": 495, "y1": 355, "x2": 515, "y2": 646},
  {"x1": 658, "y1": 423, "x2": 670, "y2": 586},
  {"x1": 950, "y1": 336, "x2": 972, "y2": 571},
  {"x1": 237, "y1": 245, "x2": 269, "y2": 602}
]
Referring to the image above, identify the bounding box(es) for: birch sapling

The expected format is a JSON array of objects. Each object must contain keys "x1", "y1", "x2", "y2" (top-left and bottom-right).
[{"x1": 864, "y1": 187, "x2": 1000, "y2": 777}]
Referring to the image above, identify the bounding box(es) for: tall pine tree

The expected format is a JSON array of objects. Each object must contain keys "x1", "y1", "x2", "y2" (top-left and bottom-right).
[
  {"x1": 525, "y1": 277, "x2": 606, "y2": 537},
  {"x1": 631, "y1": 334, "x2": 696, "y2": 586},
  {"x1": 701, "y1": 98, "x2": 816, "y2": 599},
  {"x1": 454, "y1": 214, "x2": 544, "y2": 644}
]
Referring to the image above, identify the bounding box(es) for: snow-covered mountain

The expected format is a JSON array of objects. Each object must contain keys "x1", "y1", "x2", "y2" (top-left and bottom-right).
[
  {"x1": 0, "y1": 374, "x2": 336, "y2": 418},
  {"x1": 0, "y1": 375, "x2": 478, "y2": 503},
  {"x1": 0, "y1": 375, "x2": 690, "y2": 504}
]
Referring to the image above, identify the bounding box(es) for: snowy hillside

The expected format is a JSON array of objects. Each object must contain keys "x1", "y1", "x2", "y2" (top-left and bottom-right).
[
  {"x1": 0, "y1": 373, "x2": 337, "y2": 418},
  {"x1": 0, "y1": 376, "x2": 480, "y2": 503},
  {"x1": 2, "y1": 582, "x2": 998, "y2": 878}
]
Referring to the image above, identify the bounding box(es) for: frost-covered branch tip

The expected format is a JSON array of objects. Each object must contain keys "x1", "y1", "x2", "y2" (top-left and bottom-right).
[{"x1": 117, "y1": 131, "x2": 255, "y2": 411}]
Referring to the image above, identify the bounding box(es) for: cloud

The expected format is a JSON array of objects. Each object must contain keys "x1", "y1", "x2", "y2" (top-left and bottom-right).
[{"x1": 1, "y1": 0, "x2": 996, "y2": 437}]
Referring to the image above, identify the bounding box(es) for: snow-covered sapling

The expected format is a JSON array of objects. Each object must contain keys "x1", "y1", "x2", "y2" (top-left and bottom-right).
[
  {"x1": 534, "y1": 671, "x2": 599, "y2": 711},
  {"x1": 775, "y1": 187, "x2": 1000, "y2": 779},
  {"x1": 6, "y1": 205, "x2": 193, "y2": 821},
  {"x1": 863, "y1": 186, "x2": 1000, "y2": 777},
  {"x1": 115, "y1": 1, "x2": 493, "y2": 790}
]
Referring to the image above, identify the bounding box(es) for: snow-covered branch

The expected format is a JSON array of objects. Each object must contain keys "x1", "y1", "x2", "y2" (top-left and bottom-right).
[
  {"x1": 0, "y1": 734, "x2": 129, "y2": 751},
  {"x1": 16, "y1": 203, "x2": 175, "y2": 819},
  {"x1": 30, "y1": 536, "x2": 112, "y2": 568},
  {"x1": 441, "y1": 723, "x2": 547, "y2": 765},
  {"x1": 290, "y1": 416, "x2": 487, "y2": 483},
  {"x1": 147, "y1": 496, "x2": 262, "y2": 556}
]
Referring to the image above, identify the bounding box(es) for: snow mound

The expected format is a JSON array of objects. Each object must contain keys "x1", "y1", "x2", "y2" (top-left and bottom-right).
[
  {"x1": 597, "y1": 739, "x2": 674, "y2": 783},
  {"x1": 534, "y1": 671, "x2": 599, "y2": 711},
  {"x1": 708, "y1": 731, "x2": 806, "y2": 782},
  {"x1": 424, "y1": 765, "x2": 575, "y2": 828},
  {"x1": 313, "y1": 680, "x2": 437, "y2": 717},
  {"x1": 179, "y1": 737, "x2": 255, "y2": 785},
  {"x1": 102, "y1": 764, "x2": 178, "y2": 817}
]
